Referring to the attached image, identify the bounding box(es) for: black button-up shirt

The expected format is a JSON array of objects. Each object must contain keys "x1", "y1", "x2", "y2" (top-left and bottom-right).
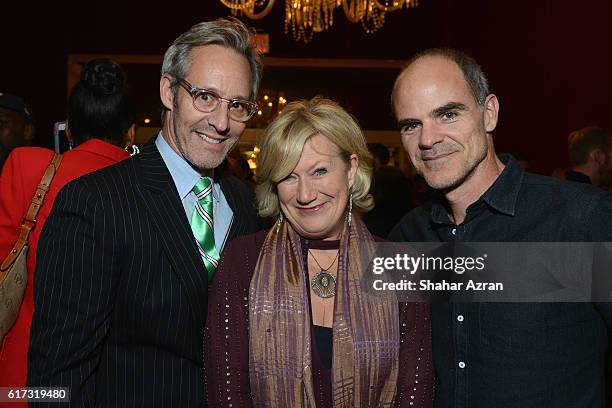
[{"x1": 389, "y1": 155, "x2": 612, "y2": 408}]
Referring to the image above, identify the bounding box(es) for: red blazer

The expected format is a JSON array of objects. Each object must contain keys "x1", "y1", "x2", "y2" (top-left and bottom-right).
[{"x1": 0, "y1": 139, "x2": 129, "y2": 394}]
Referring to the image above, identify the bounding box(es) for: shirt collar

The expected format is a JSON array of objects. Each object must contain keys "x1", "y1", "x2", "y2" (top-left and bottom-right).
[
  {"x1": 155, "y1": 132, "x2": 218, "y2": 201},
  {"x1": 430, "y1": 153, "x2": 524, "y2": 224},
  {"x1": 480, "y1": 154, "x2": 523, "y2": 216}
]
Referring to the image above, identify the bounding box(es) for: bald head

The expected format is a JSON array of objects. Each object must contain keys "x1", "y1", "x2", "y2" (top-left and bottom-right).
[
  {"x1": 392, "y1": 48, "x2": 489, "y2": 115},
  {"x1": 390, "y1": 48, "x2": 500, "y2": 197},
  {"x1": 393, "y1": 55, "x2": 480, "y2": 123}
]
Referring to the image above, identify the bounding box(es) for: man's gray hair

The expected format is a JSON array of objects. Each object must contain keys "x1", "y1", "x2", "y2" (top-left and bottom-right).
[{"x1": 161, "y1": 17, "x2": 263, "y2": 100}]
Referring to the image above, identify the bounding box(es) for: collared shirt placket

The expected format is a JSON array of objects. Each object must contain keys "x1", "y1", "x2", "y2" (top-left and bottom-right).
[{"x1": 448, "y1": 223, "x2": 469, "y2": 408}]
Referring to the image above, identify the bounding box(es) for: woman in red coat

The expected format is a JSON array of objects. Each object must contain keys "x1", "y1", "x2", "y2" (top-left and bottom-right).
[{"x1": 0, "y1": 58, "x2": 136, "y2": 395}]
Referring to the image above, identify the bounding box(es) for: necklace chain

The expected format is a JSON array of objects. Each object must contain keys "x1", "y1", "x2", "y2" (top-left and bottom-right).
[{"x1": 309, "y1": 249, "x2": 339, "y2": 272}]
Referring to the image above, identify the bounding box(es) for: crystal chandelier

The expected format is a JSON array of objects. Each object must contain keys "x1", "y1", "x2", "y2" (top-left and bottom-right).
[{"x1": 220, "y1": 0, "x2": 419, "y2": 42}]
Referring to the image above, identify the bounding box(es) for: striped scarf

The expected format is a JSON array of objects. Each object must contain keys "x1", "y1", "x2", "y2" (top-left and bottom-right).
[{"x1": 249, "y1": 214, "x2": 399, "y2": 407}]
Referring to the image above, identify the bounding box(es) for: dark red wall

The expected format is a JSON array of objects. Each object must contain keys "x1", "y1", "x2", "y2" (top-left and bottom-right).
[{"x1": 3, "y1": 0, "x2": 611, "y2": 175}]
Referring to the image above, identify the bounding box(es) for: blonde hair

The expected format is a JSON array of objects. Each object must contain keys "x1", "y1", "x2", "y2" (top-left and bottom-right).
[{"x1": 255, "y1": 96, "x2": 374, "y2": 218}]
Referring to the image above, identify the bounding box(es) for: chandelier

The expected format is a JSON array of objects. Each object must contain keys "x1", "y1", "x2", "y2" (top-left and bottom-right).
[{"x1": 220, "y1": 0, "x2": 419, "y2": 42}]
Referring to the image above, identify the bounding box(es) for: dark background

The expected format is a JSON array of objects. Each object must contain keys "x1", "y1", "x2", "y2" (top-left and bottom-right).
[{"x1": 3, "y1": 0, "x2": 611, "y2": 175}]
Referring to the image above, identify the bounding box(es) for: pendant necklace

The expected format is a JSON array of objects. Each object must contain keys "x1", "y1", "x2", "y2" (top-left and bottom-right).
[{"x1": 309, "y1": 249, "x2": 339, "y2": 299}]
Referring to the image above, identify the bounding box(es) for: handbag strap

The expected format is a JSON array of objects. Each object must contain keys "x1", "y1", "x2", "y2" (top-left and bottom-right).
[{"x1": 0, "y1": 153, "x2": 63, "y2": 273}]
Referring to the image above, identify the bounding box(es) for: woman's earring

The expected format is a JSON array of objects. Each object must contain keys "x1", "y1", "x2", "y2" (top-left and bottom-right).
[
  {"x1": 347, "y1": 191, "x2": 353, "y2": 228},
  {"x1": 276, "y1": 211, "x2": 284, "y2": 233},
  {"x1": 125, "y1": 144, "x2": 140, "y2": 156}
]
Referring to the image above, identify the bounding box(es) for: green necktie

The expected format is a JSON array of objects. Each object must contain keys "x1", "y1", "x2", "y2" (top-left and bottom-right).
[{"x1": 191, "y1": 177, "x2": 220, "y2": 284}]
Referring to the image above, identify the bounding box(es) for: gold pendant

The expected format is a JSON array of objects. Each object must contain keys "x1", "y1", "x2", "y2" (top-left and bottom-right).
[{"x1": 311, "y1": 270, "x2": 336, "y2": 298}]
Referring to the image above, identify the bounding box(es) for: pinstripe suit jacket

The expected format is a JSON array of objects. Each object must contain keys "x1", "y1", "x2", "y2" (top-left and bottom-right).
[{"x1": 27, "y1": 141, "x2": 261, "y2": 407}]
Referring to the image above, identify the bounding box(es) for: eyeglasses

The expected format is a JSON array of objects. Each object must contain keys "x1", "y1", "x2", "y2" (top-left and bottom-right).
[{"x1": 177, "y1": 78, "x2": 258, "y2": 123}]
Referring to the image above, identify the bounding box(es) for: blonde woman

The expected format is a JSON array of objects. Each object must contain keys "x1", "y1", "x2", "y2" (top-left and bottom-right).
[{"x1": 205, "y1": 97, "x2": 433, "y2": 407}]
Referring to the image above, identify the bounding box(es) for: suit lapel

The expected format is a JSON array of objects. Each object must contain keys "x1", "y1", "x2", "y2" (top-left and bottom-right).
[{"x1": 134, "y1": 141, "x2": 208, "y2": 329}]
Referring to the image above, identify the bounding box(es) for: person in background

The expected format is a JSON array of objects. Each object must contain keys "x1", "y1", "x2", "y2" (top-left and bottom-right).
[
  {"x1": 205, "y1": 97, "x2": 433, "y2": 407},
  {"x1": 390, "y1": 47, "x2": 612, "y2": 407},
  {"x1": 0, "y1": 93, "x2": 35, "y2": 169},
  {"x1": 0, "y1": 58, "x2": 135, "y2": 401},
  {"x1": 363, "y1": 143, "x2": 414, "y2": 237},
  {"x1": 28, "y1": 18, "x2": 262, "y2": 407},
  {"x1": 566, "y1": 126, "x2": 612, "y2": 188},
  {"x1": 363, "y1": 165, "x2": 414, "y2": 238},
  {"x1": 368, "y1": 142, "x2": 391, "y2": 170},
  {"x1": 221, "y1": 147, "x2": 255, "y2": 187}
]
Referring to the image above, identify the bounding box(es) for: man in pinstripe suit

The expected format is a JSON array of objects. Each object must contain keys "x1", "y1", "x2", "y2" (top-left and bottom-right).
[{"x1": 28, "y1": 18, "x2": 262, "y2": 407}]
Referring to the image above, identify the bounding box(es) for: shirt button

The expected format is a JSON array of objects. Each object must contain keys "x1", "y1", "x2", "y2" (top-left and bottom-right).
[
  {"x1": 451, "y1": 228, "x2": 457, "y2": 235},
  {"x1": 458, "y1": 361, "x2": 466, "y2": 369},
  {"x1": 457, "y1": 315, "x2": 464, "y2": 322}
]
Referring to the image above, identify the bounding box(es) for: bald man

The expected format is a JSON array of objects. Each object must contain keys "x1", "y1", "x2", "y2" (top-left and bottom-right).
[{"x1": 389, "y1": 48, "x2": 612, "y2": 408}]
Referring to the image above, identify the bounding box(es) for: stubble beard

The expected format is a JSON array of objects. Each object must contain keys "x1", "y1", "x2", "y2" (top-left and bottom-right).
[
  {"x1": 417, "y1": 139, "x2": 489, "y2": 191},
  {"x1": 169, "y1": 111, "x2": 237, "y2": 173}
]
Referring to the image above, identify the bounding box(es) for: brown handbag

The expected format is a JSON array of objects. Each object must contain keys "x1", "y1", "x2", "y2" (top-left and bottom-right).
[{"x1": 0, "y1": 153, "x2": 63, "y2": 342}]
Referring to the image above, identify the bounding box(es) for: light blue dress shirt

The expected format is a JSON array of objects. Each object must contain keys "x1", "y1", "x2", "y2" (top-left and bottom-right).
[{"x1": 156, "y1": 133, "x2": 233, "y2": 252}]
